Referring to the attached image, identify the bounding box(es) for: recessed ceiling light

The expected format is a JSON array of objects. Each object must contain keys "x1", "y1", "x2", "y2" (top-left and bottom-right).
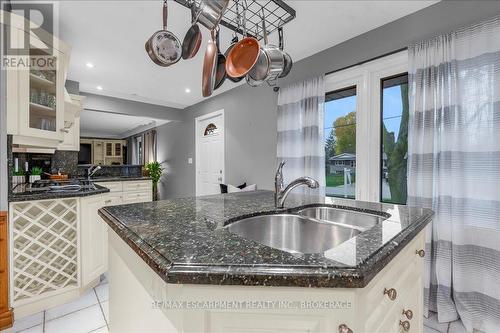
[
  {"x1": 85, "y1": 62, "x2": 94, "y2": 68},
  {"x1": 185, "y1": 88, "x2": 191, "y2": 93},
  {"x1": 96, "y1": 86, "x2": 103, "y2": 90}
]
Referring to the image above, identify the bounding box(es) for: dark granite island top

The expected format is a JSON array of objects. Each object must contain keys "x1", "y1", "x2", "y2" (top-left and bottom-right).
[{"x1": 98, "y1": 190, "x2": 433, "y2": 288}]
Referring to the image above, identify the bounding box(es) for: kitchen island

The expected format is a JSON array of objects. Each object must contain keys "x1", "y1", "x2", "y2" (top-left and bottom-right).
[{"x1": 99, "y1": 190, "x2": 433, "y2": 333}]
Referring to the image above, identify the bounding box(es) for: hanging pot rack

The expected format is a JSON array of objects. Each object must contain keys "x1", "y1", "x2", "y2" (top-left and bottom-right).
[{"x1": 173, "y1": 0, "x2": 296, "y2": 40}]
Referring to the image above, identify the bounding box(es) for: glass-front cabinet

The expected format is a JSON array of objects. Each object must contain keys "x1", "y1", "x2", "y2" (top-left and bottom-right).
[{"x1": 6, "y1": 24, "x2": 70, "y2": 148}]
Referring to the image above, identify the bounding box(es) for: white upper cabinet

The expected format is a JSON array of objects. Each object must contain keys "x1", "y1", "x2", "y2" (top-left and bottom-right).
[
  {"x1": 58, "y1": 93, "x2": 85, "y2": 151},
  {"x1": 6, "y1": 14, "x2": 73, "y2": 149}
]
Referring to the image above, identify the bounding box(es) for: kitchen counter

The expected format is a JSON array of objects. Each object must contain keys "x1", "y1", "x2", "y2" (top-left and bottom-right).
[
  {"x1": 99, "y1": 190, "x2": 433, "y2": 288},
  {"x1": 9, "y1": 182, "x2": 109, "y2": 202}
]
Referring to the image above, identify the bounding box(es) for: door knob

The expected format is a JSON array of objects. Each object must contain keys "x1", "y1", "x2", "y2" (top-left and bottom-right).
[
  {"x1": 416, "y1": 249, "x2": 425, "y2": 257},
  {"x1": 338, "y1": 324, "x2": 353, "y2": 333},
  {"x1": 383, "y1": 287, "x2": 397, "y2": 301},
  {"x1": 399, "y1": 320, "x2": 411, "y2": 331},
  {"x1": 402, "y1": 308, "x2": 413, "y2": 320}
]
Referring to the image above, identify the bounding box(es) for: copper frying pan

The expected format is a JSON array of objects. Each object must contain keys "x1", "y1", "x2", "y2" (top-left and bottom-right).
[
  {"x1": 202, "y1": 30, "x2": 218, "y2": 97},
  {"x1": 225, "y1": 8, "x2": 260, "y2": 78}
]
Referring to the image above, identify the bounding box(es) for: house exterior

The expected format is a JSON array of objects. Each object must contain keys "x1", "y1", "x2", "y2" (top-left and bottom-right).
[
  {"x1": 329, "y1": 152, "x2": 388, "y2": 178},
  {"x1": 328, "y1": 153, "x2": 356, "y2": 174}
]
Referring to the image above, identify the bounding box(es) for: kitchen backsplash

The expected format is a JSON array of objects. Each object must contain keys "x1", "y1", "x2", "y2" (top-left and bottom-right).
[{"x1": 76, "y1": 164, "x2": 143, "y2": 178}]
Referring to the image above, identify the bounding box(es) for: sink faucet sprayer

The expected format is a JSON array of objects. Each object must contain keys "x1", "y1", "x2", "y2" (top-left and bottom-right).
[
  {"x1": 87, "y1": 165, "x2": 101, "y2": 181},
  {"x1": 274, "y1": 161, "x2": 319, "y2": 208}
]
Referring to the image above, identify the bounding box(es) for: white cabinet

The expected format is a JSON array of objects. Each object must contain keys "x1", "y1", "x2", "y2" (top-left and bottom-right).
[
  {"x1": 80, "y1": 195, "x2": 106, "y2": 287},
  {"x1": 108, "y1": 228, "x2": 426, "y2": 333},
  {"x1": 6, "y1": 21, "x2": 71, "y2": 149},
  {"x1": 95, "y1": 180, "x2": 152, "y2": 204},
  {"x1": 57, "y1": 94, "x2": 85, "y2": 151},
  {"x1": 80, "y1": 180, "x2": 152, "y2": 288}
]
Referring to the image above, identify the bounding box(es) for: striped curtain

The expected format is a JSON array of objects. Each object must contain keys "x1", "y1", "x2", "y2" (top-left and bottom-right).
[
  {"x1": 408, "y1": 16, "x2": 500, "y2": 332},
  {"x1": 277, "y1": 75, "x2": 325, "y2": 195}
]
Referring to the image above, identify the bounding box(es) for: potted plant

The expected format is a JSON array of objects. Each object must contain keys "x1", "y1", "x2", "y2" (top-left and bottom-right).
[
  {"x1": 12, "y1": 170, "x2": 25, "y2": 185},
  {"x1": 145, "y1": 161, "x2": 163, "y2": 201},
  {"x1": 29, "y1": 166, "x2": 43, "y2": 183}
]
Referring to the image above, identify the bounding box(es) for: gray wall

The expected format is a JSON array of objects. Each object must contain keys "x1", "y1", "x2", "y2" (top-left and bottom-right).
[{"x1": 156, "y1": 0, "x2": 500, "y2": 199}]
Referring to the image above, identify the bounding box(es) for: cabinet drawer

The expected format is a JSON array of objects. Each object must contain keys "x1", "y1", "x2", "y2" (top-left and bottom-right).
[
  {"x1": 103, "y1": 194, "x2": 123, "y2": 206},
  {"x1": 363, "y1": 230, "x2": 425, "y2": 330},
  {"x1": 123, "y1": 180, "x2": 151, "y2": 192},
  {"x1": 123, "y1": 191, "x2": 151, "y2": 204},
  {"x1": 95, "y1": 181, "x2": 123, "y2": 193}
]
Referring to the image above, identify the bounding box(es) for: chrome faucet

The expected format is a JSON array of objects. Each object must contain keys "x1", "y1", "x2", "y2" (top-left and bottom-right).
[
  {"x1": 274, "y1": 161, "x2": 319, "y2": 208},
  {"x1": 87, "y1": 165, "x2": 101, "y2": 181}
]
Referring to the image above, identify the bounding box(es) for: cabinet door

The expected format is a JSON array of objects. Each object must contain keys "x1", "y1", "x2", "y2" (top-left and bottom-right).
[
  {"x1": 80, "y1": 195, "x2": 106, "y2": 286},
  {"x1": 105, "y1": 142, "x2": 113, "y2": 157},
  {"x1": 17, "y1": 31, "x2": 66, "y2": 142},
  {"x1": 93, "y1": 141, "x2": 104, "y2": 165},
  {"x1": 114, "y1": 142, "x2": 122, "y2": 157}
]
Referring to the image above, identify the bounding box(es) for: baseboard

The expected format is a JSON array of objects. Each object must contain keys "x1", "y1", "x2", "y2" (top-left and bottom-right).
[{"x1": 0, "y1": 308, "x2": 14, "y2": 330}]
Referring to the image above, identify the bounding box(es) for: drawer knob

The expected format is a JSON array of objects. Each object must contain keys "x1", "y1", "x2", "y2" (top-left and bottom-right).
[
  {"x1": 416, "y1": 249, "x2": 425, "y2": 257},
  {"x1": 402, "y1": 309, "x2": 413, "y2": 320},
  {"x1": 338, "y1": 324, "x2": 353, "y2": 333},
  {"x1": 399, "y1": 320, "x2": 411, "y2": 331},
  {"x1": 0, "y1": 269, "x2": 5, "y2": 274},
  {"x1": 383, "y1": 287, "x2": 397, "y2": 301}
]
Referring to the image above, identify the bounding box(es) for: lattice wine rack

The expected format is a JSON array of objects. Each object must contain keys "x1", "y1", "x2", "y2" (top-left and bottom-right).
[{"x1": 10, "y1": 198, "x2": 78, "y2": 304}]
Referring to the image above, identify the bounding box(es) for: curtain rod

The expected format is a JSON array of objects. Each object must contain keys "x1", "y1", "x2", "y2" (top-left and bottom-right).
[
  {"x1": 325, "y1": 47, "x2": 408, "y2": 76},
  {"x1": 274, "y1": 47, "x2": 408, "y2": 92}
]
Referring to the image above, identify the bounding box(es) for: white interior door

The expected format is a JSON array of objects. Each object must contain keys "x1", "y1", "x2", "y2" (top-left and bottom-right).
[{"x1": 196, "y1": 110, "x2": 224, "y2": 196}]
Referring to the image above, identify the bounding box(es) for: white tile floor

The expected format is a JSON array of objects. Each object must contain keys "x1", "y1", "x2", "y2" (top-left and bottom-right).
[
  {"x1": 424, "y1": 311, "x2": 472, "y2": 333},
  {"x1": 4, "y1": 276, "x2": 109, "y2": 333}
]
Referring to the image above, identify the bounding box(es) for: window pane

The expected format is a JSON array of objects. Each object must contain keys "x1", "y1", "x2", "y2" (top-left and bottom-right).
[
  {"x1": 381, "y1": 74, "x2": 408, "y2": 204},
  {"x1": 325, "y1": 87, "x2": 356, "y2": 199}
]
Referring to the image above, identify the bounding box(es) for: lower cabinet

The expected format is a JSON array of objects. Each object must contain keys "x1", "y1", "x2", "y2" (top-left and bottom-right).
[
  {"x1": 81, "y1": 180, "x2": 152, "y2": 288},
  {"x1": 80, "y1": 195, "x2": 106, "y2": 287}
]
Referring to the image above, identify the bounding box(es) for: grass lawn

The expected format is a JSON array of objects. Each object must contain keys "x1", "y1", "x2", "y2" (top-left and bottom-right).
[{"x1": 326, "y1": 173, "x2": 356, "y2": 187}]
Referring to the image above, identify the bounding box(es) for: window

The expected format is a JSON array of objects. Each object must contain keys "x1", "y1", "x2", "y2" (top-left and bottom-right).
[
  {"x1": 324, "y1": 50, "x2": 408, "y2": 203},
  {"x1": 324, "y1": 87, "x2": 357, "y2": 199},
  {"x1": 381, "y1": 74, "x2": 409, "y2": 204}
]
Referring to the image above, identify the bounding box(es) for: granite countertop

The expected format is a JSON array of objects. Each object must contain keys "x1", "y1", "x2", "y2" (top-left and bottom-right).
[
  {"x1": 9, "y1": 183, "x2": 110, "y2": 202},
  {"x1": 98, "y1": 190, "x2": 433, "y2": 288}
]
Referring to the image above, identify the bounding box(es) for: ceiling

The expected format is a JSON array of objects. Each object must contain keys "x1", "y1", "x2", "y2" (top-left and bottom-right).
[
  {"x1": 58, "y1": 1, "x2": 437, "y2": 109},
  {"x1": 80, "y1": 110, "x2": 169, "y2": 139}
]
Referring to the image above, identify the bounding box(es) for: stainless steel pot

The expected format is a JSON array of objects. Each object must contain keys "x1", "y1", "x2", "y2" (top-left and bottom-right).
[
  {"x1": 278, "y1": 27, "x2": 292, "y2": 78},
  {"x1": 247, "y1": 15, "x2": 284, "y2": 85},
  {"x1": 197, "y1": 0, "x2": 229, "y2": 31}
]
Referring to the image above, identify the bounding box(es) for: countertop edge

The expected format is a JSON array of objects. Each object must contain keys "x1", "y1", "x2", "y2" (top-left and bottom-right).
[
  {"x1": 9, "y1": 184, "x2": 110, "y2": 202},
  {"x1": 98, "y1": 208, "x2": 173, "y2": 284}
]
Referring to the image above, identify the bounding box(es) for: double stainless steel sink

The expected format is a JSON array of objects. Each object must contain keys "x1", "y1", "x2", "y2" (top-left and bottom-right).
[{"x1": 225, "y1": 206, "x2": 386, "y2": 254}]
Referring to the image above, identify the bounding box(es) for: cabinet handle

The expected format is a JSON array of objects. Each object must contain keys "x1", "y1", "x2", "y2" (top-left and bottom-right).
[
  {"x1": 402, "y1": 309, "x2": 413, "y2": 320},
  {"x1": 338, "y1": 324, "x2": 353, "y2": 333},
  {"x1": 0, "y1": 269, "x2": 5, "y2": 274},
  {"x1": 383, "y1": 288, "x2": 397, "y2": 301},
  {"x1": 105, "y1": 200, "x2": 112, "y2": 204},
  {"x1": 416, "y1": 249, "x2": 425, "y2": 257},
  {"x1": 399, "y1": 320, "x2": 410, "y2": 331}
]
